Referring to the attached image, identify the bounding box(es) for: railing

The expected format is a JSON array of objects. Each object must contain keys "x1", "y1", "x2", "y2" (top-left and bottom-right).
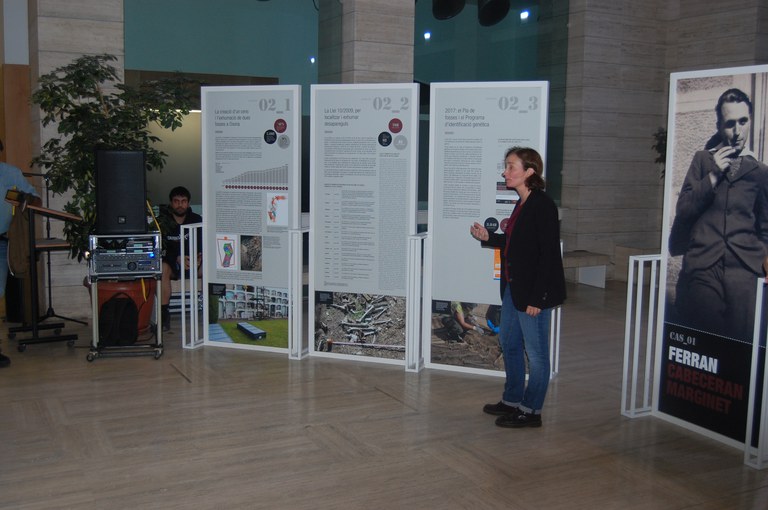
[
  {"x1": 621, "y1": 254, "x2": 661, "y2": 418},
  {"x1": 180, "y1": 222, "x2": 203, "y2": 349}
]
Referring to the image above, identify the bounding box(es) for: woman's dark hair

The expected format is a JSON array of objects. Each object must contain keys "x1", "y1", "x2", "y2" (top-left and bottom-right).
[{"x1": 505, "y1": 146, "x2": 545, "y2": 190}]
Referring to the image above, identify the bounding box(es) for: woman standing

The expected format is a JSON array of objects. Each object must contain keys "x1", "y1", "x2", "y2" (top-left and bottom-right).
[{"x1": 469, "y1": 147, "x2": 565, "y2": 428}]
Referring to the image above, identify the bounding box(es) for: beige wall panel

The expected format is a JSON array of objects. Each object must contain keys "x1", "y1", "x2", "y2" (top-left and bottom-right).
[
  {"x1": 353, "y1": 13, "x2": 413, "y2": 45},
  {"x1": 570, "y1": 111, "x2": 662, "y2": 139},
  {"x1": 318, "y1": 0, "x2": 342, "y2": 21},
  {"x1": 347, "y1": 0, "x2": 414, "y2": 18},
  {"x1": 570, "y1": 184, "x2": 662, "y2": 211},
  {"x1": 341, "y1": 13, "x2": 356, "y2": 44},
  {"x1": 565, "y1": 160, "x2": 661, "y2": 187},
  {"x1": 570, "y1": 0, "x2": 661, "y2": 18},
  {"x1": 677, "y1": 0, "x2": 722, "y2": 15},
  {"x1": 668, "y1": 38, "x2": 758, "y2": 72},
  {"x1": 564, "y1": 181, "x2": 658, "y2": 209},
  {"x1": 339, "y1": 70, "x2": 355, "y2": 83},
  {"x1": 758, "y1": 10, "x2": 768, "y2": 61},
  {"x1": 565, "y1": 237, "x2": 616, "y2": 259},
  {"x1": 678, "y1": 0, "x2": 757, "y2": 17},
  {"x1": 575, "y1": 62, "x2": 666, "y2": 90},
  {"x1": 48, "y1": 253, "x2": 88, "y2": 286},
  {"x1": 560, "y1": 183, "x2": 584, "y2": 205},
  {"x1": 538, "y1": 64, "x2": 568, "y2": 89},
  {"x1": 37, "y1": 0, "x2": 122, "y2": 21},
  {"x1": 578, "y1": 37, "x2": 665, "y2": 69},
  {"x1": 569, "y1": 135, "x2": 663, "y2": 164},
  {"x1": 319, "y1": 20, "x2": 343, "y2": 47},
  {"x1": 570, "y1": 12, "x2": 663, "y2": 42},
  {"x1": 340, "y1": 42, "x2": 354, "y2": 73},
  {"x1": 566, "y1": 35, "x2": 587, "y2": 66},
  {"x1": 565, "y1": 208, "x2": 661, "y2": 236},
  {"x1": 675, "y1": 13, "x2": 758, "y2": 45},
  {"x1": 538, "y1": 42, "x2": 569, "y2": 70},
  {"x1": 343, "y1": 70, "x2": 413, "y2": 84},
  {"x1": 318, "y1": 48, "x2": 343, "y2": 76},
  {"x1": 559, "y1": 164, "x2": 584, "y2": 186},
  {"x1": 575, "y1": 87, "x2": 661, "y2": 115},
  {"x1": 49, "y1": 280, "x2": 90, "y2": 319},
  {"x1": 36, "y1": 18, "x2": 123, "y2": 55},
  {"x1": 350, "y1": 41, "x2": 413, "y2": 73},
  {"x1": 566, "y1": 10, "x2": 586, "y2": 38},
  {"x1": 35, "y1": 52, "x2": 125, "y2": 79}
]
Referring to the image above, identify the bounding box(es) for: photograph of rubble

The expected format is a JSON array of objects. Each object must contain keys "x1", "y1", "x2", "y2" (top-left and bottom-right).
[{"x1": 314, "y1": 292, "x2": 406, "y2": 360}]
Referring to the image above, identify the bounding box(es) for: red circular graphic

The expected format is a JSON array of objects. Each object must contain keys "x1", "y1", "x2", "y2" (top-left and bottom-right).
[
  {"x1": 274, "y1": 119, "x2": 287, "y2": 133},
  {"x1": 389, "y1": 118, "x2": 403, "y2": 133}
]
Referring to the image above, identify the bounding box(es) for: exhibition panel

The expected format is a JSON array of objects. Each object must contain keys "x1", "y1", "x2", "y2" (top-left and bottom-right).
[
  {"x1": 309, "y1": 83, "x2": 420, "y2": 366},
  {"x1": 201, "y1": 86, "x2": 302, "y2": 352}
]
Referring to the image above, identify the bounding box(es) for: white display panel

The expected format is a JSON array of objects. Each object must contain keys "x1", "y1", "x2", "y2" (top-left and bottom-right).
[
  {"x1": 310, "y1": 83, "x2": 419, "y2": 363},
  {"x1": 656, "y1": 65, "x2": 768, "y2": 449},
  {"x1": 429, "y1": 81, "x2": 549, "y2": 304},
  {"x1": 201, "y1": 86, "x2": 300, "y2": 351},
  {"x1": 426, "y1": 81, "x2": 549, "y2": 372}
]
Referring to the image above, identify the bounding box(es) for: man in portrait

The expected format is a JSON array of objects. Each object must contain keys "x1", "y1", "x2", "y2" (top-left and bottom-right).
[{"x1": 669, "y1": 88, "x2": 768, "y2": 341}]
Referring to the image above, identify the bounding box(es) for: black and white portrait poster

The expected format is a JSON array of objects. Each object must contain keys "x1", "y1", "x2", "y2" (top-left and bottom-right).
[{"x1": 659, "y1": 66, "x2": 768, "y2": 444}]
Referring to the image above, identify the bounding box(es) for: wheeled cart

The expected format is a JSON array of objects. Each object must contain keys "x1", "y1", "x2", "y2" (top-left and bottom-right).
[{"x1": 87, "y1": 234, "x2": 163, "y2": 361}]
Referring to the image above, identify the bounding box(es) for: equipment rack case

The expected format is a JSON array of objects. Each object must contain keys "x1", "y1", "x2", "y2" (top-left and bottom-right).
[{"x1": 87, "y1": 233, "x2": 163, "y2": 361}]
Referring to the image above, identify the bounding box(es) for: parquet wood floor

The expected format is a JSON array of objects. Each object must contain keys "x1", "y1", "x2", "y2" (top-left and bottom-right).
[{"x1": 1, "y1": 282, "x2": 766, "y2": 509}]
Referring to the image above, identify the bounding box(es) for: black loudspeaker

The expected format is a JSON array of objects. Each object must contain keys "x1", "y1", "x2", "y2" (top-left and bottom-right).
[
  {"x1": 478, "y1": 0, "x2": 510, "y2": 26},
  {"x1": 433, "y1": 0, "x2": 465, "y2": 20},
  {"x1": 95, "y1": 150, "x2": 147, "y2": 235}
]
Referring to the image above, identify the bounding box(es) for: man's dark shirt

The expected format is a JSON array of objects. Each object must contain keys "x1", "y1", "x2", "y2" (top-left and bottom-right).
[{"x1": 158, "y1": 205, "x2": 202, "y2": 265}]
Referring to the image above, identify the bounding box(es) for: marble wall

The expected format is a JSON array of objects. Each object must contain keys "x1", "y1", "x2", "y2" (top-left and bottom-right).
[{"x1": 561, "y1": 0, "x2": 768, "y2": 279}]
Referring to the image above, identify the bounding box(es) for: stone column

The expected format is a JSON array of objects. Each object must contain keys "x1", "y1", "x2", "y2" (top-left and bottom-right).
[
  {"x1": 319, "y1": 0, "x2": 414, "y2": 84},
  {"x1": 561, "y1": 0, "x2": 668, "y2": 276},
  {"x1": 27, "y1": 0, "x2": 125, "y2": 319}
]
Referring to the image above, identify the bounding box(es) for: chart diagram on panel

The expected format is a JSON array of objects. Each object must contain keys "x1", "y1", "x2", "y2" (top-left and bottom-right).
[{"x1": 222, "y1": 164, "x2": 289, "y2": 191}]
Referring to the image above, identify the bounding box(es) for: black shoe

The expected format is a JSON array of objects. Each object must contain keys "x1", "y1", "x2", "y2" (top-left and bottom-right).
[
  {"x1": 495, "y1": 411, "x2": 542, "y2": 428},
  {"x1": 0, "y1": 352, "x2": 10, "y2": 368},
  {"x1": 483, "y1": 401, "x2": 520, "y2": 416}
]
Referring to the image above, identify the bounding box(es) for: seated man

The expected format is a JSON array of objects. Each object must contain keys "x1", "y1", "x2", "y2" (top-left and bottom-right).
[{"x1": 158, "y1": 186, "x2": 202, "y2": 331}]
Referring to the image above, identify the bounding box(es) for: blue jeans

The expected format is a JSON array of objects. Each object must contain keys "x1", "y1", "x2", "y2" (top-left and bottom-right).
[{"x1": 499, "y1": 286, "x2": 551, "y2": 413}]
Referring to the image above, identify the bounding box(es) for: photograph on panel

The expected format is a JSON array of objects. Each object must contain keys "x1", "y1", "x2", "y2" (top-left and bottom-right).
[
  {"x1": 208, "y1": 284, "x2": 289, "y2": 348},
  {"x1": 430, "y1": 300, "x2": 503, "y2": 371},
  {"x1": 314, "y1": 292, "x2": 406, "y2": 360}
]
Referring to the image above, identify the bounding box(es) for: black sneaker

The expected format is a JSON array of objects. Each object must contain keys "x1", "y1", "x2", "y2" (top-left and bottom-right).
[
  {"x1": 0, "y1": 352, "x2": 10, "y2": 368},
  {"x1": 483, "y1": 401, "x2": 520, "y2": 416},
  {"x1": 495, "y1": 411, "x2": 542, "y2": 428}
]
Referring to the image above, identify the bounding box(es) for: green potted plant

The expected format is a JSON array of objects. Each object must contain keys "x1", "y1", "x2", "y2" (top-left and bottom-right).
[
  {"x1": 31, "y1": 54, "x2": 195, "y2": 335},
  {"x1": 31, "y1": 53, "x2": 195, "y2": 260}
]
